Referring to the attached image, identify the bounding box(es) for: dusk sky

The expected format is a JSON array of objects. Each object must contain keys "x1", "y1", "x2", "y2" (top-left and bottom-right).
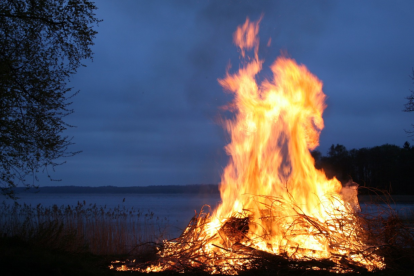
[{"x1": 43, "y1": 0, "x2": 414, "y2": 187}]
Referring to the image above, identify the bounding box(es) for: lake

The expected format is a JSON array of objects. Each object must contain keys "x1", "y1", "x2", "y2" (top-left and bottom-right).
[
  {"x1": 2, "y1": 193, "x2": 222, "y2": 238},
  {"x1": 3, "y1": 193, "x2": 414, "y2": 238}
]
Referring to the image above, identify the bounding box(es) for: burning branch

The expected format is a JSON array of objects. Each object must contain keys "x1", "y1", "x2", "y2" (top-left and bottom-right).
[{"x1": 111, "y1": 17, "x2": 389, "y2": 274}]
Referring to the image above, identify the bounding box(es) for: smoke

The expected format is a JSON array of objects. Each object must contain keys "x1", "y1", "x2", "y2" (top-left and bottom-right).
[{"x1": 184, "y1": 0, "x2": 335, "y2": 116}]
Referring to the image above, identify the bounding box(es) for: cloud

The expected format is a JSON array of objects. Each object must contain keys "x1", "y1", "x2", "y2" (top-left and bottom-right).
[{"x1": 48, "y1": 0, "x2": 414, "y2": 187}]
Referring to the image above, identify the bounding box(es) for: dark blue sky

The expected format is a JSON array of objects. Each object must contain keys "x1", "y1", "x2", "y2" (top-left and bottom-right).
[{"x1": 44, "y1": 0, "x2": 414, "y2": 187}]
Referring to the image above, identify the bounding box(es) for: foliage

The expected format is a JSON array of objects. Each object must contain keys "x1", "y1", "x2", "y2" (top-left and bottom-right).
[
  {"x1": 404, "y1": 69, "x2": 414, "y2": 136},
  {"x1": 312, "y1": 142, "x2": 414, "y2": 194},
  {"x1": 0, "y1": 0, "x2": 101, "y2": 198},
  {"x1": 0, "y1": 201, "x2": 169, "y2": 255},
  {"x1": 405, "y1": 69, "x2": 414, "y2": 113}
]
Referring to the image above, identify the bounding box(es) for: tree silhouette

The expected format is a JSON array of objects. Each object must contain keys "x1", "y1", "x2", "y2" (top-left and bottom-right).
[
  {"x1": 404, "y1": 69, "x2": 414, "y2": 136},
  {"x1": 0, "y1": 0, "x2": 101, "y2": 198},
  {"x1": 315, "y1": 143, "x2": 414, "y2": 195}
]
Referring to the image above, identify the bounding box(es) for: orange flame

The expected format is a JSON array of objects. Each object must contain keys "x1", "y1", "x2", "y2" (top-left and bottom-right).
[
  {"x1": 206, "y1": 17, "x2": 384, "y2": 270},
  {"x1": 113, "y1": 17, "x2": 385, "y2": 274},
  {"x1": 214, "y1": 17, "x2": 339, "y2": 237}
]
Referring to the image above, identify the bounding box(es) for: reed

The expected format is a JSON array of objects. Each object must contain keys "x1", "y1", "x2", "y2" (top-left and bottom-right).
[
  {"x1": 356, "y1": 189, "x2": 414, "y2": 270},
  {"x1": 0, "y1": 200, "x2": 169, "y2": 256}
]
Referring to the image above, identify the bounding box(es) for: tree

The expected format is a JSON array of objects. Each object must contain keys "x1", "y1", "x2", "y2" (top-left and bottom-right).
[
  {"x1": 0, "y1": 0, "x2": 101, "y2": 198},
  {"x1": 404, "y1": 69, "x2": 414, "y2": 135},
  {"x1": 324, "y1": 144, "x2": 351, "y2": 183}
]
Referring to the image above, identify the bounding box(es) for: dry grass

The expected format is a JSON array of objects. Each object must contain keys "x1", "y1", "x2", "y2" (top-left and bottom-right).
[
  {"x1": 0, "y1": 200, "x2": 169, "y2": 256},
  {"x1": 160, "y1": 199, "x2": 381, "y2": 273},
  {"x1": 356, "y1": 189, "x2": 414, "y2": 270},
  {"x1": 113, "y1": 191, "x2": 414, "y2": 274}
]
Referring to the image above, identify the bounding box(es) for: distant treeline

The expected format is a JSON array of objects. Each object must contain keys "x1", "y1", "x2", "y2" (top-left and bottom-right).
[
  {"x1": 312, "y1": 142, "x2": 414, "y2": 194},
  {"x1": 16, "y1": 184, "x2": 220, "y2": 194},
  {"x1": 15, "y1": 142, "x2": 414, "y2": 195}
]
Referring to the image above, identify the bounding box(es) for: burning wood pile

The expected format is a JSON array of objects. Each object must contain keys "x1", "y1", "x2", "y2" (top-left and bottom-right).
[
  {"x1": 111, "y1": 17, "x2": 386, "y2": 274},
  {"x1": 111, "y1": 196, "x2": 384, "y2": 274}
]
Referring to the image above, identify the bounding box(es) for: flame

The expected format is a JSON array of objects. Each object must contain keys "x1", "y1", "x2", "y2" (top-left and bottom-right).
[
  {"x1": 213, "y1": 18, "x2": 340, "y2": 249},
  {"x1": 113, "y1": 17, "x2": 385, "y2": 274}
]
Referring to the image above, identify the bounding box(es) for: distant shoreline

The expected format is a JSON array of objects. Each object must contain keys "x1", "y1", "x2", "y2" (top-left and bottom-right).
[
  {"x1": 13, "y1": 184, "x2": 220, "y2": 194},
  {"x1": 359, "y1": 194, "x2": 414, "y2": 204},
  {"x1": 12, "y1": 185, "x2": 414, "y2": 203}
]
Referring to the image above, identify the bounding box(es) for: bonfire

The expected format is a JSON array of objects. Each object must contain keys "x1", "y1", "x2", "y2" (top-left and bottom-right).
[{"x1": 111, "y1": 18, "x2": 386, "y2": 274}]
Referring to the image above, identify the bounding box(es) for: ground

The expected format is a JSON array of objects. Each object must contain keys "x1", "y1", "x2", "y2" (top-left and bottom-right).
[{"x1": 1, "y1": 236, "x2": 414, "y2": 276}]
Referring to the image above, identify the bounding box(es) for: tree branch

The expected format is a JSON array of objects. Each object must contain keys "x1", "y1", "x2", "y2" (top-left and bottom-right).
[{"x1": 0, "y1": 13, "x2": 65, "y2": 25}]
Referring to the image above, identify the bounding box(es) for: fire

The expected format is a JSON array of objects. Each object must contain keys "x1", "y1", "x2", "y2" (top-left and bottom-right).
[{"x1": 112, "y1": 17, "x2": 385, "y2": 273}]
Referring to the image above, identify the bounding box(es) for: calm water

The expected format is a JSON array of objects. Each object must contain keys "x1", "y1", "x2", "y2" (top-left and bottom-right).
[
  {"x1": 360, "y1": 203, "x2": 414, "y2": 219},
  {"x1": 3, "y1": 193, "x2": 222, "y2": 237},
  {"x1": 3, "y1": 193, "x2": 413, "y2": 237}
]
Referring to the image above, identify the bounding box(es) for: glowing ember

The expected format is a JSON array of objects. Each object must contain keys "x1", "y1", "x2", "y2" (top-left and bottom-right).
[{"x1": 112, "y1": 17, "x2": 385, "y2": 274}]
